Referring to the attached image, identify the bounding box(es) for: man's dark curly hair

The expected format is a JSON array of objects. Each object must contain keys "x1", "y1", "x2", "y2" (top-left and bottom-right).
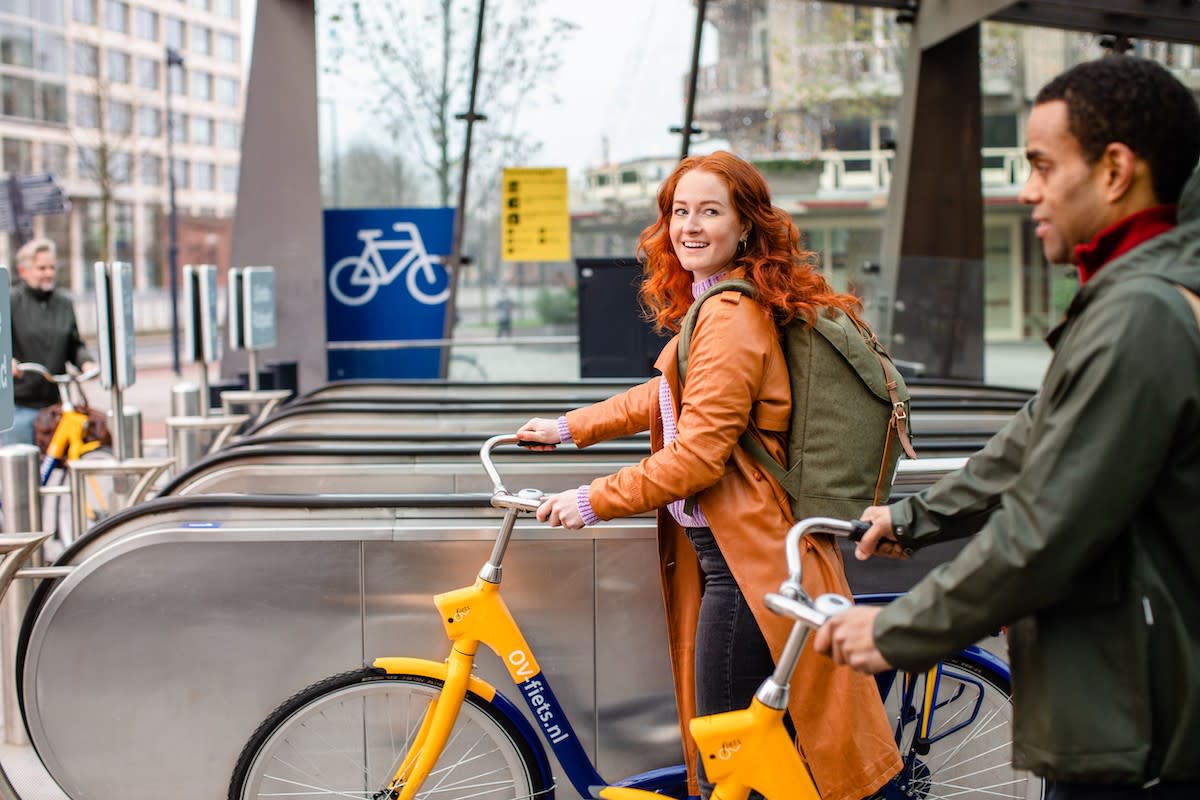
[{"x1": 1036, "y1": 55, "x2": 1200, "y2": 204}]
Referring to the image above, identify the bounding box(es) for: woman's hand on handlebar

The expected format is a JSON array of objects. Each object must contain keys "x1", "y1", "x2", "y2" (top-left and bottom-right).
[
  {"x1": 536, "y1": 489, "x2": 585, "y2": 529},
  {"x1": 854, "y1": 505, "x2": 908, "y2": 562},
  {"x1": 516, "y1": 417, "x2": 560, "y2": 451}
]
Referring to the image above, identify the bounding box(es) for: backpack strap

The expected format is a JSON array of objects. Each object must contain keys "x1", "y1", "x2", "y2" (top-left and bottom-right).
[{"x1": 676, "y1": 279, "x2": 764, "y2": 515}]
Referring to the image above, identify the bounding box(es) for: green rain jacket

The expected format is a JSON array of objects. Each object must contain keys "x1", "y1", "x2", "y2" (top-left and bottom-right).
[{"x1": 874, "y1": 165, "x2": 1200, "y2": 784}]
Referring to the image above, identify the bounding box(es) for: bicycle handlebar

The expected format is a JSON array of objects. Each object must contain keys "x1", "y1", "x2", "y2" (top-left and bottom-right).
[
  {"x1": 15, "y1": 362, "x2": 101, "y2": 385},
  {"x1": 480, "y1": 434, "x2": 545, "y2": 513}
]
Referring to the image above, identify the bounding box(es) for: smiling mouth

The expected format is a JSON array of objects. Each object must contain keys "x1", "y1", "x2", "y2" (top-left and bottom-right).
[{"x1": 681, "y1": 242, "x2": 708, "y2": 249}]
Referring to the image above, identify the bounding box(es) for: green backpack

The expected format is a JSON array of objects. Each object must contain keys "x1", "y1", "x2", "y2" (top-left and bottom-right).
[{"x1": 677, "y1": 279, "x2": 917, "y2": 521}]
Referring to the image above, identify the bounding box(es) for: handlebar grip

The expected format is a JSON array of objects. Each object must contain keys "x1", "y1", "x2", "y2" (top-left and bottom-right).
[
  {"x1": 515, "y1": 439, "x2": 554, "y2": 449},
  {"x1": 849, "y1": 520, "x2": 870, "y2": 541}
]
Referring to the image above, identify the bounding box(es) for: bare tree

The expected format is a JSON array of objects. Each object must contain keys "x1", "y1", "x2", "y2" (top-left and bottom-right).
[
  {"x1": 337, "y1": 0, "x2": 578, "y2": 208},
  {"x1": 332, "y1": 138, "x2": 414, "y2": 208},
  {"x1": 73, "y1": 44, "x2": 136, "y2": 265}
]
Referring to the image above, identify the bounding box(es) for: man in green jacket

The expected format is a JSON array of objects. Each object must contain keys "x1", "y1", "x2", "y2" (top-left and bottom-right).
[
  {"x1": 814, "y1": 56, "x2": 1200, "y2": 798},
  {"x1": 3, "y1": 238, "x2": 96, "y2": 446}
]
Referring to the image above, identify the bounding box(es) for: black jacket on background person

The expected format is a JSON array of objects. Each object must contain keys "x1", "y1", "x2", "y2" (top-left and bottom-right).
[{"x1": 11, "y1": 281, "x2": 93, "y2": 409}]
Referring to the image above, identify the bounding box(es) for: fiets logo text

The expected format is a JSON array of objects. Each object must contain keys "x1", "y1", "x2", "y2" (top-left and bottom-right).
[
  {"x1": 454, "y1": 606, "x2": 470, "y2": 622},
  {"x1": 518, "y1": 677, "x2": 570, "y2": 745},
  {"x1": 718, "y1": 739, "x2": 742, "y2": 760}
]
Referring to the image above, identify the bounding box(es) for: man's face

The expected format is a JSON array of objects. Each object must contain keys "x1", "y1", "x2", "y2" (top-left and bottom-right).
[
  {"x1": 20, "y1": 250, "x2": 57, "y2": 291},
  {"x1": 1018, "y1": 100, "x2": 1111, "y2": 266}
]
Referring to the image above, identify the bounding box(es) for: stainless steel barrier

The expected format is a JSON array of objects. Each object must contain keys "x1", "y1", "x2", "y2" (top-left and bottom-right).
[
  {"x1": 65, "y1": 458, "x2": 174, "y2": 540},
  {"x1": 0, "y1": 445, "x2": 41, "y2": 746}
]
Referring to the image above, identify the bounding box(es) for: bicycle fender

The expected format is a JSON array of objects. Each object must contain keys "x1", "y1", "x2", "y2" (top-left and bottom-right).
[{"x1": 372, "y1": 656, "x2": 498, "y2": 703}]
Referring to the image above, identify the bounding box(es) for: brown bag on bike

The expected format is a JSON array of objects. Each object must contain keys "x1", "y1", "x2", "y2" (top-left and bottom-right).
[{"x1": 33, "y1": 404, "x2": 113, "y2": 454}]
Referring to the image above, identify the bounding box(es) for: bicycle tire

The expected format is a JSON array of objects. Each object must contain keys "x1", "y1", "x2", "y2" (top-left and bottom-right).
[
  {"x1": 329, "y1": 256, "x2": 380, "y2": 306},
  {"x1": 879, "y1": 653, "x2": 1045, "y2": 800},
  {"x1": 228, "y1": 667, "x2": 549, "y2": 800}
]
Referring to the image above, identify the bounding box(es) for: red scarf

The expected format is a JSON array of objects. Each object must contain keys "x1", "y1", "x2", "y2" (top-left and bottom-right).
[{"x1": 1073, "y1": 204, "x2": 1177, "y2": 285}]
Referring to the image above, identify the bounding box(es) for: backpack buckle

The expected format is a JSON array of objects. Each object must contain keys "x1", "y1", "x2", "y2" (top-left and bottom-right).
[{"x1": 892, "y1": 401, "x2": 907, "y2": 420}]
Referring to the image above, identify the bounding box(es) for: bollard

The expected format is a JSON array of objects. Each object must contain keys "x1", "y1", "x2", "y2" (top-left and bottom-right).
[
  {"x1": 169, "y1": 383, "x2": 203, "y2": 473},
  {"x1": 108, "y1": 405, "x2": 144, "y2": 460},
  {"x1": 0, "y1": 444, "x2": 41, "y2": 745}
]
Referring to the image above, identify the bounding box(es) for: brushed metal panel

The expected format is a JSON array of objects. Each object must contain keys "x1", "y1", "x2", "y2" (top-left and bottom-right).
[
  {"x1": 25, "y1": 537, "x2": 364, "y2": 800},
  {"x1": 594, "y1": 539, "x2": 681, "y2": 778}
]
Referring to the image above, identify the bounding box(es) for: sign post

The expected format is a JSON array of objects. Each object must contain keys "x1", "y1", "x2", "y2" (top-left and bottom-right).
[
  {"x1": 323, "y1": 208, "x2": 453, "y2": 380},
  {"x1": 500, "y1": 167, "x2": 570, "y2": 263},
  {"x1": 93, "y1": 262, "x2": 136, "y2": 461},
  {"x1": 228, "y1": 266, "x2": 277, "y2": 390},
  {"x1": 182, "y1": 264, "x2": 221, "y2": 413}
]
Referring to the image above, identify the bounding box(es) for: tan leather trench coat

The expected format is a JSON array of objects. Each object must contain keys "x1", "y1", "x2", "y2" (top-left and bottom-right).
[{"x1": 565, "y1": 289, "x2": 901, "y2": 800}]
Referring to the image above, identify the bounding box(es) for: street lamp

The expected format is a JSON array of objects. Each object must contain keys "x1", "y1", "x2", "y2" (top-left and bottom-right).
[{"x1": 164, "y1": 45, "x2": 185, "y2": 375}]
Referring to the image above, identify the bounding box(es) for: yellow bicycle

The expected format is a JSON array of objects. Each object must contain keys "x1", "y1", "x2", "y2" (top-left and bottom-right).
[{"x1": 229, "y1": 434, "x2": 1041, "y2": 800}]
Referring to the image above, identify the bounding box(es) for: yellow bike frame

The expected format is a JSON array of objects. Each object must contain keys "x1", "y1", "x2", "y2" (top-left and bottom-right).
[
  {"x1": 46, "y1": 407, "x2": 109, "y2": 520},
  {"x1": 372, "y1": 577, "x2": 538, "y2": 800}
]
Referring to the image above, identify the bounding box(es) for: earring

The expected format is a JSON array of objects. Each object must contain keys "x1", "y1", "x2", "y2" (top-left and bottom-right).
[{"x1": 736, "y1": 237, "x2": 748, "y2": 256}]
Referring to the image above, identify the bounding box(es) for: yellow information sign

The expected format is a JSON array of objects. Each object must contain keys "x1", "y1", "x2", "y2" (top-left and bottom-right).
[{"x1": 501, "y1": 167, "x2": 571, "y2": 262}]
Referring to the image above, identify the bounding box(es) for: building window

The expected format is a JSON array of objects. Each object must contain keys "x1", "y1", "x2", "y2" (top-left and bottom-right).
[
  {"x1": 165, "y1": 17, "x2": 184, "y2": 50},
  {"x1": 2, "y1": 75, "x2": 34, "y2": 118},
  {"x1": 220, "y1": 163, "x2": 237, "y2": 193},
  {"x1": 3, "y1": 138, "x2": 32, "y2": 175},
  {"x1": 190, "y1": 24, "x2": 210, "y2": 55},
  {"x1": 169, "y1": 64, "x2": 185, "y2": 94},
  {"x1": 135, "y1": 56, "x2": 158, "y2": 89},
  {"x1": 110, "y1": 150, "x2": 132, "y2": 181},
  {"x1": 108, "y1": 99, "x2": 131, "y2": 133},
  {"x1": 619, "y1": 170, "x2": 638, "y2": 184},
  {"x1": 72, "y1": 41, "x2": 97, "y2": 76},
  {"x1": 215, "y1": 32, "x2": 237, "y2": 62},
  {"x1": 172, "y1": 158, "x2": 190, "y2": 188},
  {"x1": 1, "y1": 22, "x2": 33, "y2": 68},
  {"x1": 41, "y1": 142, "x2": 68, "y2": 175},
  {"x1": 137, "y1": 106, "x2": 160, "y2": 136},
  {"x1": 217, "y1": 120, "x2": 238, "y2": 149},
  {"x1": 134, "y1": 8, "x2": 157, "y2": 40},
  {"x1": 214, "y1": 0, "x2": 236, "y2": 18},
  {"x1": 195, "y1": 161, "x2": 214, "y2": 191},
  {"x1": 34, "y1": 31, "x2": 66, "y2": 74},
  {"x1": 74, "y1": 93, "x2": 98, "y2": 127},
  {"x1": 191, "y1": 115, "x2": 212, "y2": 145},
  {"x1": 77, "y1": 146, "x2": 98, "y2": 177},
  {"x1": 104, "y1": 0, "x2": 128, "y2": 34},
  {"x1": 169, "y1": 110, "x2": 186, "y2": 142},
  {"x1": 40, "y1": 81, "x2": 65, "y2": 123},
  {"x1": 33, "y1": 0, "x2": 64, "y2": 25},
  {"x1": 140, "y1": 153, "x2": 161, "y2": 185},
  {"x1": 190, "y1": 0, "x2": 211, "y2": 11},
  {"x1": 114, "y1": 201, "x2": 133, "y2": 263},
  {"x1": 73, "y1": 0, "x2": 96, "y2": 26},
  {"x1": 191, "y1": 69, "x2": 211, "y2": 100},
  {"x1": 215, "y1": 75, "x2": 237, "y2": 105},
  {"x1": 106, "y1": 49, "x2": 129, "y2": 83}
]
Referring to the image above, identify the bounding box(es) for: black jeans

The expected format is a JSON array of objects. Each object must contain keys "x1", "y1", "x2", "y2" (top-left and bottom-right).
[
  {"x1": 685, "y1": 527, "x2": 781, "y2": 800},
  {"x1": 1048, "y1": 782, "x2": 1200, "y2": 800}
]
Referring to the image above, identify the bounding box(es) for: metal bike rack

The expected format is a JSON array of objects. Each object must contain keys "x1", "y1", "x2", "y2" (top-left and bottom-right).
[
  {"x1": 164, "y1": 414, "x2": 251, "y2": 474},
  {"x1": 65, "y1": 458, "x2": 174, "y2": 541},
  {"x1": 218, "y1": 389, "x2": 293, "y2": 426},
  {"x1": 0, "y1": 533, "x2": 59, "y2": 800}
]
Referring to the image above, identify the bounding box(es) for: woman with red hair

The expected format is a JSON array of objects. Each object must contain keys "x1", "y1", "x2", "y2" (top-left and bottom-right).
[{"x1": 518, "y1": 151, "x2": 900, "y2": 799}]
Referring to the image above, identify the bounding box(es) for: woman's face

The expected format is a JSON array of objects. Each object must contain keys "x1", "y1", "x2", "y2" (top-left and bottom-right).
[{"x1": 669, "y1": 169, "x2": 748, "y2": 282}]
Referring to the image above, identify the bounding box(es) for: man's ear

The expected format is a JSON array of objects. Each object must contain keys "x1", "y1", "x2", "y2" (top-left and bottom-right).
[{"x1": 1100, "y1": 142, "x2": 1146, "y2": 203}]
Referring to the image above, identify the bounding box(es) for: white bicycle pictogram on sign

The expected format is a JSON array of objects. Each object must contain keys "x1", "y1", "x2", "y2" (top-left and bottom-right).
[{"x1": 328, "y1": 222, "x2": 450, "y2": 306}]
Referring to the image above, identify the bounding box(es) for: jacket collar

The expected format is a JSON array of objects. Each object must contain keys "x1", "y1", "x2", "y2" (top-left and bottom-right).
[{"x1": 1073, "y1": 204, "x2": 1177, "y2": 286}]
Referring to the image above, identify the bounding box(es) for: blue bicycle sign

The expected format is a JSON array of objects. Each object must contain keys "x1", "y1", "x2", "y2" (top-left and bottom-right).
[{"x1": 328, "y1": 222, "x2": 449, "y2": 306}]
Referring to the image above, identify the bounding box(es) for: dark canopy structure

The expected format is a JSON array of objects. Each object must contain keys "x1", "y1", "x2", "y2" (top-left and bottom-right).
[{"x1": 230, "y1": 1, "x2": 1200, "y2": 384}]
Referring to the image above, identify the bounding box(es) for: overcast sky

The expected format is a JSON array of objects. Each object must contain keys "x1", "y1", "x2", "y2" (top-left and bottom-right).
[{"x1": 241, "y1": 0, "x2": 713, "y2": 177}]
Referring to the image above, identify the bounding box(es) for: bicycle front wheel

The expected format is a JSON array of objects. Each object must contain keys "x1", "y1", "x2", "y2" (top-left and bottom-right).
[
  {"x1": 229, "y1": 667, "x2": 548, "y2": 800},
  {"x1": 879, "y1": 654, "x2": 1044, "y2": 800}
]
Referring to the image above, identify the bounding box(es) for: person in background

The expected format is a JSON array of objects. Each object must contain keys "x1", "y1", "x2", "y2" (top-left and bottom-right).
[
  {"x1": 4, "y1": 238, "x2": 96, "y2": 446},
  {"x1": 518, "y1": 151, "x2": 900, "y2": 800},
  {"x1": 814, "y1": 55, "x2": 1200, "y2": 800},
  {"x1": 496, "y1": 293, "x2": 515, "y2": 338}
]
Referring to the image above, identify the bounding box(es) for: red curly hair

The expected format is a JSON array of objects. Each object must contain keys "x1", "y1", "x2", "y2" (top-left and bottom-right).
[{"x1": 637, "y1": 151, "x2": 863, "y2": 333}]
